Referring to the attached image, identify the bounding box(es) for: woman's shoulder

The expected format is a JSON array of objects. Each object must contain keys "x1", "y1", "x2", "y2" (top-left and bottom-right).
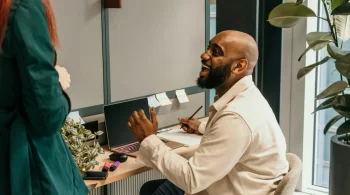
[
  {"x1": 9, "y1": 0, "x2": 45, "y2": 18},
  {"x1": 8, "y1": 0, "x2": 46, "y2": 27},
  {"x1": 12, "y1": 0, "x2": 44, "y2": 7}
]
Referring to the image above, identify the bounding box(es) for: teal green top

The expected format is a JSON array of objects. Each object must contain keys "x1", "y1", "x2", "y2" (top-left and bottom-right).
[{"x1": 0, "y1": 0, "x2": 88, "y2": 194}]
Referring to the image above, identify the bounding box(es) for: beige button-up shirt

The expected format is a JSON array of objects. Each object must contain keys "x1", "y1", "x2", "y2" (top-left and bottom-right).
[{"x1": 137, "y1": 75, "x2": 289, "y2": 195}]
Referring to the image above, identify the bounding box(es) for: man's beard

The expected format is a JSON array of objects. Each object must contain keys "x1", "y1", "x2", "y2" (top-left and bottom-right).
[{"x1": 197, "y1": 63, "x2": 233, "y2": 89}]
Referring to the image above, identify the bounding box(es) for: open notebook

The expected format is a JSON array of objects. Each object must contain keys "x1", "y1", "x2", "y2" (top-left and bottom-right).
[{"x1": 157, "y1": 129, "x2": 202, "y2": 146}]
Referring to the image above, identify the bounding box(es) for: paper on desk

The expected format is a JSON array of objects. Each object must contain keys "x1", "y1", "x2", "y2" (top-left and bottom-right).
[
  {"x1": 147, "y1": 95, "x2": 161, "y2": 108},
  {"x1": 156, "y1": 92, "x2": 172, "y2": 106},
  {"x1": 175, "y1": 89, "x2": 189, "y2": 103},
  {"x1": 67, "y1": 111, "x2": 85, "y2": 124},
  {"x1": 157, "y1": 129, "x2": 202, "y2": 146}
]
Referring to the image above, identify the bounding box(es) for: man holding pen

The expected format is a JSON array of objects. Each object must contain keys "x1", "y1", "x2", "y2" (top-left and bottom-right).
[{"x1": 128, "y1": 30, "x2": 288, "y2": 195}]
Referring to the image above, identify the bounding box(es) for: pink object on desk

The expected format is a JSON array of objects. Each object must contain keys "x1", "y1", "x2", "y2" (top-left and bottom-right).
[{"x1": 110, "y1": 161, "x2": 120, "y2": 171}]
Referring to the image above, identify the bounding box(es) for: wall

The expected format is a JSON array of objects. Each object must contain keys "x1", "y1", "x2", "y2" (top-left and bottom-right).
[{"x1": 51, "y1": 0, "x2": 209, "y2": 125}]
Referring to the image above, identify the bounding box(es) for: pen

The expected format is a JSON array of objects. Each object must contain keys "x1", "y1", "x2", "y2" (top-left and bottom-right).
[
  {"x1": 158, "y1": 128, "x2": 172, "y2": 133},
  {"x1": 180, "y1": 105, "x2": 203, "y2": 129},
  {"x1": 102, "y1": 162, "x2": 110, "y2": 172},
  {"x1": 110, "y1": 161, "x2": 120, "y2": 172}
]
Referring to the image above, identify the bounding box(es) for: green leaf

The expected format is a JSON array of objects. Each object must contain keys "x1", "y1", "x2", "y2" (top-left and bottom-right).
[
  {"x1": 316, "y1": 81, "x2": 348, "y2": 99},
  {"x1": 327, "y1": 42, "x2": 350, "y2": 59},
  {"x1": 332, "y1": 2, "x2": 350, "y2": 15},
  {"x1": 297, "y1": 56, "x2": 331, "y2": 79},
  {"x1": 334, "y1": 15, "x2": 350, "y2": 41},
  {"x1": 71, "y1": 136, "x2": 77, "y2": 141},
  {"x1": 87, "y1": 134, "x2": 95, "y2": 140},
  {"x1": 298, "y1": 40, "x2": 333, "y2": 61},
  {"x1": 84, "y1": 130, "x2": 92, "y2": 136},
  {"x1": 332, "y1": 94, "x2": 350, "y2": 118},
  {"x1": 91, "y1": 148, "x2": 98, "y2": 156},
  {"x1": 71, "y1": 128, "x2": 78, "y2": 135},
  {"x1": 337, "y1": 120, "x2": 350, "y2": 135},
  {"x1": 94, "y1": 131, "x2": 104, "y2": 136},
  {"x1": 295, "y1": 0, "x2": 304, "y2": 6},
  {"x1": 95, "y1": 141, "x2": 101, "y2": 149},
  {"x1": 324, "y1": 115, "x2": 344, "y2": 134},
  {"x1": 335, "y1": 53, "x2": 350, "y2": 78},
  {"x1": 306, "y1": 32, "x2": 333, "y2": 50},
  {"x1": 268, "y1": 2, "x2": 317, "y2": 28},
  {"x1": 313, "y1": 96, "x2": 337, "y2": 113},
  {"x1": 332, "y1": 0, "x2": 349, "y2": 11}
]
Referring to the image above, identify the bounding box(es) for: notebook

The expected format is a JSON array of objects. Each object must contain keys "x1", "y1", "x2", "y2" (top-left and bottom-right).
[{"x1": 157, "y1": 128, "x2": 202, "y2": 146}]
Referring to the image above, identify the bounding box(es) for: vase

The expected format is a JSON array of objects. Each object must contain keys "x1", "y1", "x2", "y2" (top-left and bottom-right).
[{"x1": 329, "y1": 134, "x2": 350, "y2": 195}]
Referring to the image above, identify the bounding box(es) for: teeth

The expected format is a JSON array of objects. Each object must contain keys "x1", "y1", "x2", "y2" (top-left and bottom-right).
[{"x1": 202, "y1": 64, "x2": 211, "y2": 70}]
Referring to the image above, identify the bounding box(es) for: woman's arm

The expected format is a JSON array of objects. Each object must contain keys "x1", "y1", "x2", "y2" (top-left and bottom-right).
[{"x1": 12, "y1": 1, "x2": 69, "y2": 137}]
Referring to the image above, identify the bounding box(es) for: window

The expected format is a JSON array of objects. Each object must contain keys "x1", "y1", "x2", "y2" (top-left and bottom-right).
[
  {"x1": 312, "y1": 2, "x2": 334, "y2": 188},
  {"x1": 312, "y1": 2, "x2": 350, "y2": 188},
  {"x1": 281, "y1": 1, "x2": 348, "y2": 193}
]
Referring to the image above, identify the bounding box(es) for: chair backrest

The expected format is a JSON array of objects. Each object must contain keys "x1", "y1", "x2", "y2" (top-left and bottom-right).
[{"x1": 274, "y1": 153, "x2": 302, "y2": 195}]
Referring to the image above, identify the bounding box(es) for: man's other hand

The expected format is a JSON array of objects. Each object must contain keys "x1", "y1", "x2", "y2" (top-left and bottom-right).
[{"x1": 128, "y1": 107, "x2": 158, "y2": 142}]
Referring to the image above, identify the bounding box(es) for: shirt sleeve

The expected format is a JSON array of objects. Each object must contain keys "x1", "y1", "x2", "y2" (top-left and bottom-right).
[
  {"x1": 137, "y1": 112, "x2": 252, "y2": 194},
  {"x1": 198, "y1": 121, "x2": 207, "y2": 134},
  {"x1": 12, "y1": 3, "x2": 69, "y2": 137}
]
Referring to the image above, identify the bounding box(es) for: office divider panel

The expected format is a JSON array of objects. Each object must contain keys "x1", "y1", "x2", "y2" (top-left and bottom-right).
[
  {"x1": 51, "y1": 0, "x2": 104, "y2": 109},
  {"x1": 108, "y1": 0, "x2": 206, "y2": 102},
  {"x1": 156, "y1": 92, "x2": 205, "y2": 128}
]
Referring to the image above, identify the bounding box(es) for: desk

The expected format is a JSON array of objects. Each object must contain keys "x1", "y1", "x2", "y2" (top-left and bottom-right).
[{"x1": 85, "y1": 118, "x2": 207, "y2": 189}]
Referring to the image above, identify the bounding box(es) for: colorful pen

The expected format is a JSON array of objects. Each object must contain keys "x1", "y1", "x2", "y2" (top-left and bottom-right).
[
  {"x1": 110, "y1": 161, "x2": 120, "y2": 172},
  {"x1": 102, "y1": 162, "x2": 110, "y2": 172}
]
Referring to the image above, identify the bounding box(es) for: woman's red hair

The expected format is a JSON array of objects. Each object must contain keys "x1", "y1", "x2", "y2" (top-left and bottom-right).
[{"x1": 0, "y1": 0, "x2": 59, "y2": 51}]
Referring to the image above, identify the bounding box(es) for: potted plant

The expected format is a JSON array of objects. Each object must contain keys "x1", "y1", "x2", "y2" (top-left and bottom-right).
[
  {"x1": 61, "y1": 119, "x2": 105, "y2": 174},
  {"x1": 268, "y1": 0, "x2": 350, "y2": 194}
]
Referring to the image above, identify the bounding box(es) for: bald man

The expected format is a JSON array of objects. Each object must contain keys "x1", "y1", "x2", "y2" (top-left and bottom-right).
[{"x1": 128, "y1": 30, "x2": 289, "y2": 195}]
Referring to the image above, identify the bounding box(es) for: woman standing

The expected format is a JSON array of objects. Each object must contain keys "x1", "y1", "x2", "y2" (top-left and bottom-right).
[{"x1": 0, "y1": 0, "x2": 88, "y2": 194}]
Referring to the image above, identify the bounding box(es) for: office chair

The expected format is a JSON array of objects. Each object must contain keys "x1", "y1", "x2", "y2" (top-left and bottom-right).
[{"x1": 274, "y1": 153, "x2": 302, "y2": 195}]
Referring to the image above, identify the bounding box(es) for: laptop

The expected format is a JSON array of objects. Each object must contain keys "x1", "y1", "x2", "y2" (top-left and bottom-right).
[{"x1": 104, "y1": 97, "x2": 184, "y2": 157}]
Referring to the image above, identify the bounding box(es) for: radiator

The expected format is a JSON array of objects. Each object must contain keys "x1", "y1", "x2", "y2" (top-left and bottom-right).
[
  {"x1": 88, "y1": 187, "x2": 105, "y2": 195},
  {"x1": 88, "y1": 169, "x2": 165, "y2": 195}
]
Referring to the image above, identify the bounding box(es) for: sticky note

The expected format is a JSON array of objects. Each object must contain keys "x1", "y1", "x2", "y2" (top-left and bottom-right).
[
  {"x1": 67, "y1": 111, "x2": 85, "y2": 124},
  {"x1": 147, "y1": 95, "x2": 161, "y2": 108},
  {"x1": 175, "y1": 89, "x2": 189, "y2": 103},
  {"x1": 156, "y1": 92, "x2": 172, "y2": 106}
]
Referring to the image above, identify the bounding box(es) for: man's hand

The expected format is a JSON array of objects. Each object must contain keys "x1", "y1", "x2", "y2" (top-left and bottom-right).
[
  {"x1": 55, "y1": 65, "x2": 71, "y2": 90},
  {"x1": 128, "y1": 107, "x2": 158, "y2": 142},
  {"x1": 178, "y1": 117, "x2": 202, "y2": 135}
]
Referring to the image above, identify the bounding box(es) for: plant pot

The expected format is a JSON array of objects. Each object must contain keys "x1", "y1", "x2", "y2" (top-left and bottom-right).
[{"x1": 329, "y1": 134, "x2": 350, "y2": 195}]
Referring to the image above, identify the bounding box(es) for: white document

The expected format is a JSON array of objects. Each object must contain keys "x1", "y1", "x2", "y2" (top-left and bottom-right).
[
  {"x1": 67, "y1": 111, "x2": 85, "y2": 124},
  {"x1": 156, "y1": 92, "x2": 172, "y2": 106},
  {"x1": 147, "y1": 95, "x2": 161, "y2": 108},
  {"x1": 175, "y1": 89, "x2": 189, "y2": 103},
  {"x1": 157, "y1": 129, "x2": 202, "y2": 146}
]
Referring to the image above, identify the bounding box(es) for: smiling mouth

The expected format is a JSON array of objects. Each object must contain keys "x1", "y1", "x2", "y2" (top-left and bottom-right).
[
  {"x1": 201, "y1": 64, "x2": 211, "y2": 71},
  {"x1": 200, "y1": 64, "x2": 211, "y2": 77}
]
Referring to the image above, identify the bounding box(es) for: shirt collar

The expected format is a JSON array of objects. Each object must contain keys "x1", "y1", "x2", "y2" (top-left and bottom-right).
[{"x1": 210, "y1": 75, "x2": 254, "y2": 112}]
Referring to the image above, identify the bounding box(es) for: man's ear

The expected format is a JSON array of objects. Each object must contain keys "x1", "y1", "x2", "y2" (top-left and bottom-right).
[{"x1": 231, "y1": 59, "x2": 248, "y2": 74}]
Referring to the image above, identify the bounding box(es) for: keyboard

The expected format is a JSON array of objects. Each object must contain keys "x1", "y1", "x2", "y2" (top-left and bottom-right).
[
  {"x1": 114, "y1": 139, "x2": 169, "y2": 153},
  {"x1": 116, "y1": 142, "x2": 140, "y2": 153}
]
